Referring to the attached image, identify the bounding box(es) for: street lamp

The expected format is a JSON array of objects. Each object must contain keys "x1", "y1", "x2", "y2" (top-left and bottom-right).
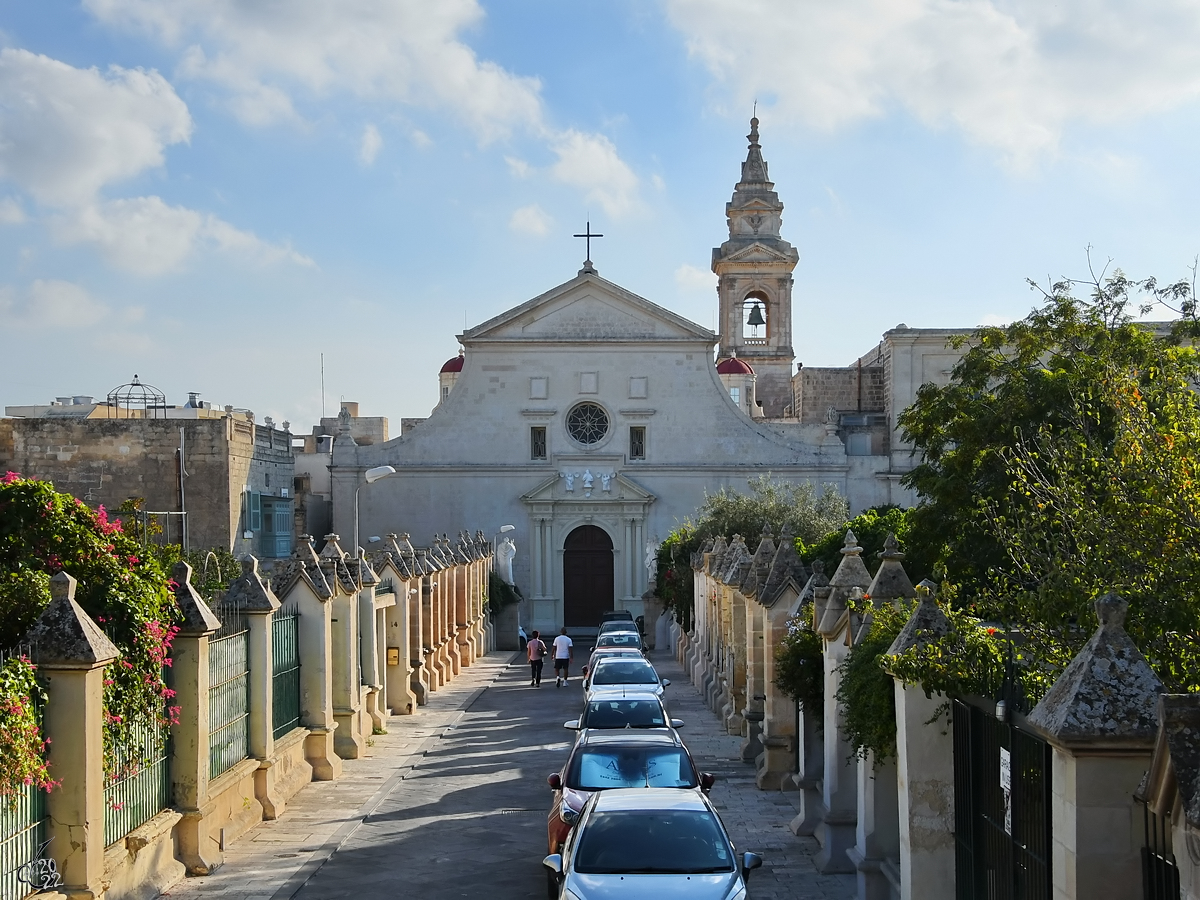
[{"x1": 355, "y1": 465, "x2": 396, "y2": 588}]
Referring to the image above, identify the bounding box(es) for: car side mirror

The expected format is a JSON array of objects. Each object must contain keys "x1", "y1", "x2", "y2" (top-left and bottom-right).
[
  {"x1": 741, "y1": 852, "x2": 763, "y2": 878},
  {"x1": 564, "y1": 720, "x2": 581, "y2": 730},
  {"x1": 670, "y1": 718, "x2": 684, "y2": 729},
  {"x1": 543, "y1": 854, "x2": 564, "y2": 875},
  {"x1": 547, "y1": 773, "x2": 562, "y2": 790},
  {"x1": 700, "y1": 772, "x2": 715, "y2": 791},
  {"x1": 661, "y1": 678, "x2": 671, "y2": 687}
]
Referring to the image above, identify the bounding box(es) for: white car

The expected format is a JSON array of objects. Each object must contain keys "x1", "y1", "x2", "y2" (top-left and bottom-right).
[{"x1": 585, "y1": 657, "x2": 669, "y2": 703}]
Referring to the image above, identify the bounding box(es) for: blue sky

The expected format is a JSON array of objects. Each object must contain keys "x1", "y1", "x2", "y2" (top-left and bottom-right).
[{"x1": 3, "y1": 0, "x2": 1200, "y2": 430}]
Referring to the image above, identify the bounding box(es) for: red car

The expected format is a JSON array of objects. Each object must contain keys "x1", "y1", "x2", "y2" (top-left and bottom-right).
[{"x1": 545, "y1": 730, "x2": 714, "y2": 854}]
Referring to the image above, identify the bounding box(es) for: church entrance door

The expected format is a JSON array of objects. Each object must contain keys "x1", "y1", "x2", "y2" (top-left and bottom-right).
[{"x1": 563, "y1": 525, "x2": 614, "y2": 628}]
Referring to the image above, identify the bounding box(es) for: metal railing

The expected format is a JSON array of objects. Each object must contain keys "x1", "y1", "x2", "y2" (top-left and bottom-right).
[
  {"x1": 271, "y1": 607, "x2": 301, "y2": 740},
  {"x1": 1141, "y1": 799, "x2": 1181, "y2": 900},
  {"x1": 0, "y1": 781, "x2": 48, "y2": 900},
  {"x1": 104, "y1": 717, "x2": 170, "y2": 846},
  {"x1": 208, "y1": 617, "x2": 250, "y2": 780}
]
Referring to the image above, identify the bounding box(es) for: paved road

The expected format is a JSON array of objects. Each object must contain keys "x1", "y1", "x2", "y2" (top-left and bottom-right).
[{"x1": 163, "y1": 647, "x2": 853, "y2": 900}]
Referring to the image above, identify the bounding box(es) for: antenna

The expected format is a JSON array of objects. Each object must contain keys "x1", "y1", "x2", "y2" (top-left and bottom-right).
[{"x1": 320, "y1": 352, "x2": 325, "y2": 420}]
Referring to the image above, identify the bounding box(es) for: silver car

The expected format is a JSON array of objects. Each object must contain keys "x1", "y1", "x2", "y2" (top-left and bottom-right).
[
  {"x1": 543, "y1": 787, "x2": 762, "y2": 900},
  {"x1": 585, "y1": 657, "x2": 669, "y2": 702}
]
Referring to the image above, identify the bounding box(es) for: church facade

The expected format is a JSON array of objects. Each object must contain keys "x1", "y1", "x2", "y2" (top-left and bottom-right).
[{"x1": 327, "y1": 119, "x2": 963, "y2": 633}]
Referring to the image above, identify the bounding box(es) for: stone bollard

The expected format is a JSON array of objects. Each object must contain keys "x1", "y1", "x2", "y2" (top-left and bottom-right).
[
  {"x1": 24, "y1": 571, "x2": 122, "y2": 896},
  {"x1": 1027, "y1": 593, "x2": 1162, "y2": 900}
]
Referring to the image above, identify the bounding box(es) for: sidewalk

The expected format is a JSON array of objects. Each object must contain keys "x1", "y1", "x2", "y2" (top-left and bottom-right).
[
  {"x1": 647, "y1": 649, "x2": 855, "y2": 900},
  {"x1": 162, "y1": 652, "x2": 516, "y2": 900}
]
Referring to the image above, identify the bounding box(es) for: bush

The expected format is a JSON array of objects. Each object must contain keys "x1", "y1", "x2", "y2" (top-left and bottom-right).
[{"x1": 773, "y1": 612, "x2": 824, "y2": 714}]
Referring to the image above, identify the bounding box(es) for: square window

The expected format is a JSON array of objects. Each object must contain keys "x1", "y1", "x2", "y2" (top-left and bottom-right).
[
  {"x1": 580, "y1": 372, "x2": 598, "y2": 394},
  {"x1": 531, "y1": 426, "x2": 547, "y2": 460},
  {"x1": 630, "y1": 426, "x2": 646, "y2": 460},
  {"x1": 530, "y1": 377, "x2": 548, "y2": 400},
  {"x1": 629, "y1": 376, "x2": 648, "y2": 399}
]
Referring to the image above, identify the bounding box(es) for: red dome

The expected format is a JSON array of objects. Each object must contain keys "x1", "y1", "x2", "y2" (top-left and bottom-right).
[
  {"x1": 440, "y1": 353, "x2": 464, "y2": 374},
  {"x1": 716, "y1": 356, "x2": 755, "y2": 375}
]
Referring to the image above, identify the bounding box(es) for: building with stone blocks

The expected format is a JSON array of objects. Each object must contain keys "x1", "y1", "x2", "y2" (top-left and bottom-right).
[
  {"x1": 322, "y1": 118, "x2": 978, "y2": 636},
  {"x1": 1, "y1": 384, "x2": 297, "y2": 557}
]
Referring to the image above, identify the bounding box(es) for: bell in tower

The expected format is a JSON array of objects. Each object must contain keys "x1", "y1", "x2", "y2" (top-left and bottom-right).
[{"x1": 710, "y1": 117, "x2": 799, "y2": 417}]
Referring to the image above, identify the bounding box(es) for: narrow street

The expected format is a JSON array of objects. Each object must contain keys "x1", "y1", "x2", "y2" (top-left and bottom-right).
[{"x1": 164, "y1": 647, "x2": 853, "y2": 900}]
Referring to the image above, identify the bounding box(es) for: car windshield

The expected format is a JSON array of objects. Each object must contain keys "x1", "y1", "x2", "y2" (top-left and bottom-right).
[
  {"x1": 599, "y1": 622, "x2": 637, "y2": 634},
  {"x1": 596, "y1": 633, "x2": 640, "y2": 648},
  {"x1": 582, "y1": 699, "x2": 666, "y2": 729},
  {"x1": 573, "y1": 809, "x2": 735, "y2": 874},
  {"x1": 566, "y1": 748, "x2": 696, "y2": 790},
  {"x1": 591, "y1": 660, "x2": 659, "y2": 685}
]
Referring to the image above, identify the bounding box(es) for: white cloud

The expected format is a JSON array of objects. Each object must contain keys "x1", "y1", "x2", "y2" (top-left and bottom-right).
[
  {"x1": 0, "y1": 48, "x2": 192, "y2": 206},
  {"x1": 0, "y1": 48, "x2": 313, "y2": 274},
  {"x1": 551, "y1": 130, "x2": 641, "y2": 218},
  {"x1": 0, "y1": 279, "x2": 110, "y2": 328},
  {"x1": 663, "y1": 0, "x2": 1200, "y2": 168},
  {"x1": 509, "y1": 204, "x2": 552, "y2": 236},
  {"x1": 505, "y1": 156, "x2": 533, "y2": 179},
  {"x1": 675, "y1": 263, "x2": 716, "y2": 293},
  {"x1": 0, "y1": 197, "x2": 25, "y2": 224},
  {"x1": 85, "y1": 0, "x2": 545, "y2": 139},
  {"x1": 359, "y1": 123, "x2": 383, "y2": 165},
  {"x1": 53, "y1": 197, "x2": 314, "y2": 275}
]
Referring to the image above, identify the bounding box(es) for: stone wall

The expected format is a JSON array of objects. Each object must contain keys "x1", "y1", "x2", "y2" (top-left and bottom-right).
[{"x1": 793, "y1": 365, "x2": 886, "y2": 424}]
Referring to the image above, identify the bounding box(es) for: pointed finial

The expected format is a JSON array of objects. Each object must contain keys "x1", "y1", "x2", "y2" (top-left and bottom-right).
[
  {"x1": 748, "y1": 115, "x2": 760, "y2": 146},
  {"x1": 1095, "y1": 593, "x2": 1128, "y2": 629}
]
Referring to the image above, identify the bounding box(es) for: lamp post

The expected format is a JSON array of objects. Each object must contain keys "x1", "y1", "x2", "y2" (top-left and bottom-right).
[{"x1": 355, "y1": 465, "x2": 396, "y2": 588}]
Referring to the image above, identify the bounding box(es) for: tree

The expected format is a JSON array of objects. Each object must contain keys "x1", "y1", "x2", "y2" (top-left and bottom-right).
[
  {"x1": 655, "y1": 476, "x2": 848, "y2": 626},
  {"x1": 897, "y1": 261, "x2": 1200, "y2": 692}
]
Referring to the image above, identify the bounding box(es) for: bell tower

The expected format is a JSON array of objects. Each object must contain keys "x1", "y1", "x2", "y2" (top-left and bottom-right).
[{"x1": 712, "y1": 117, "x2": 798, "y2": 417}]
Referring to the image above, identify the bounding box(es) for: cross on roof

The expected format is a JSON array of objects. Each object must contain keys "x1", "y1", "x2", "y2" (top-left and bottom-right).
[{"x1": 573, "y1": 220, "x2": 604, "y2": 267}]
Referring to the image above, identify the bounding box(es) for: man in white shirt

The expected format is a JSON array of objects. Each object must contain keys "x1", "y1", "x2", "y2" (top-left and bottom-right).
[{"x1": 551, "y1": 627, "x2": 574, "y2": 687}]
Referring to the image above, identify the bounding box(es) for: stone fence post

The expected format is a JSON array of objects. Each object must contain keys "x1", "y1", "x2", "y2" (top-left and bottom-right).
[
  {"x1": 24, "y1": 571, "x2": 120, "y2": 898},
  {"x1": 885, "y1": 581, "x2": 955, "y2": 900},
  {"x1": 167, "y1": 562, "x2": 224, "y2": 875},
  {"x1": 1027, "y1": 593, "x2": 1162, "y2": 900}
]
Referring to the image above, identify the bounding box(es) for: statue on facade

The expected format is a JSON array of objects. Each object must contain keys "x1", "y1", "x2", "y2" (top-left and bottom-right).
[
  {"x1": 582, "y1": 469, "x2": 594, "y2": 490},
  {"x1": 600, "y1": 471, "x2": 613, "y2": 492},
  {"x1": 496, "y1": 535, "x2": 517, "y2": 585},
  {"x1": 644, "y1": 534, "x2": 660, "y2": 582},
  {"x1": 562, "y1": 471, "x2": 575, "y2": 492}
]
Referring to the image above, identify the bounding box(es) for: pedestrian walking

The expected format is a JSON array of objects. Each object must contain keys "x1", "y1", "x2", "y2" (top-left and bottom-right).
[
  {"x1": 552, "y1": 627, "x2": 573, "y2": 687},
  {"x1": 527, "y1": 629, "x2": 547, "y2": 686}
]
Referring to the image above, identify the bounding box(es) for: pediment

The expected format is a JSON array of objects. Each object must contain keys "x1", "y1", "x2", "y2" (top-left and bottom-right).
[
  {"x1": 521, "y1": 471, "x2": 656, "y2": 503},
  {"x1": 463, "y1": 272, "x2": 714, "y2": 344},
  {"x1": 722, "y1": 242, "x2": 796, "y2": 265}
]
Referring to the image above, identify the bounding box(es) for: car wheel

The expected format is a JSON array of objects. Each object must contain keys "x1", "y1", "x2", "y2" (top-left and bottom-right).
[{"x1": 545, "y1": 865, "x2": 559, "y2": 900}]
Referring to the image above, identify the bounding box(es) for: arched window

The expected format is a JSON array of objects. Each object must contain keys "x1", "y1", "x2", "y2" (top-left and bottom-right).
[{"x1": 742, "y1": 293, "x2": 768, "y2": 343}]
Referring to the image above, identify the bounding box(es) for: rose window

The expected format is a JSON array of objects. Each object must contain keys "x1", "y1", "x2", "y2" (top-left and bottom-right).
[{"x1": 566, "y1": 402, "x2": 609, "y2": 445}]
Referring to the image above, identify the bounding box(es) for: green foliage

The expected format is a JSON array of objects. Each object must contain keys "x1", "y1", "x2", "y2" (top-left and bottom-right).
[
  {"x1": 897, "y1": 263, "x2": 1200, "y2": 694},
  {"x1": 835, "y1": 600, "x2": 911, "y2": 761},
  {"x1": 0, "y1": 474, "x2": 181, "y2": 772},
  {"x1": 800, "y1": 506, "x2": 933, "y2": 582},
  {"x1": 148, "y1": 544, "x2": 241, "y2": 600},
  {"x1": 656, "y1": 476, "x2": 848, "y2": 627},
  {"x1": 773, "y1": 612, "x2": 824, "y2": 714},
  {"x1": 488, "y1": 570, "x2": 523, "y2": 615},
  {"x1": 0, "y1": 654, "x2": 55, "y2": 802}
]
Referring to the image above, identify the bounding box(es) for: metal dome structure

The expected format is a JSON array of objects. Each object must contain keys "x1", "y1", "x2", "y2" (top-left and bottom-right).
[{"x1": 106, "y1": 374, "x2": 167, "y2": 418}]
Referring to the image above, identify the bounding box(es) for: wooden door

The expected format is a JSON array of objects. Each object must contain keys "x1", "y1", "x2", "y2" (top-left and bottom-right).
[{"x1": 563, "y1": 525, "x2": 614, "y2": 627}]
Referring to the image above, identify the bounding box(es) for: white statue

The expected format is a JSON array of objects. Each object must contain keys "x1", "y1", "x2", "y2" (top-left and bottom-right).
[
  {"x1": 496, "y1": 535, "x2": 517, "y2": 585},
  {"x1": 582, "y1": 469, "x2": 594, "y2": 490},
  {"x1": 562, "y1": 471, "x2": 575, "y2": 492},
  {"x1": 600, "y1": 472, "x2": 612, "y2": 492},
  {"x1": 644, "y1": 534, "x2": 660, "y2": 580}
]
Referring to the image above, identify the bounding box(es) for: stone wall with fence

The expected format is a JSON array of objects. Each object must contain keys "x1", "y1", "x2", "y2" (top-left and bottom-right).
[
  {"x1": 669, "y1": 528, "x2": 1192, "y2": 900},
  {"x1": 0, "y1": 529, "x2": 493, "y2": 900}
]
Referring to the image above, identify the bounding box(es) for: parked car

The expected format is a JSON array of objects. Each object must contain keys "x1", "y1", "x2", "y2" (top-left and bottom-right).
[
  {"x1": 545, "y1": 731, "x2": 714, "y2": 857},
  {"x1": 591, "y1": 631, "x2": 644, "y2": 654},
  {"x1": 580, "y1": 647, "x2": 646, "y2": 688},
  {"x1": 565, "y1": 693, "x2": 683, "y2": 733},
  {"x1": 598, "y1": 610, "x2": 635, "y2": 624},
  {"x1": 585, "y1": 657, "x2": 670, "y2": 701},
  {"x1": 597, "y1": 619, "x2": 640, "y2": 637},
  {"x1": 544, "y1": 788, "x2": 761, "y2": 900}
]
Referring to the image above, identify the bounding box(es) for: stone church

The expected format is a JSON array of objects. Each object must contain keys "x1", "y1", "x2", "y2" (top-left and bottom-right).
[{"x1": 328, "y1": 119, "x2": 965, "y2": 633}]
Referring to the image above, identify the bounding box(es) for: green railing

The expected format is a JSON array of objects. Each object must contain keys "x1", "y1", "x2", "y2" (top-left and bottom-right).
[
  {"x1": 208, "y1": 625, "x2": 249, "y2": 780},
  {"x1": 272, "y1": 607, "x2": 301, "y2": 739},
  {"x1": 1, "y1": 781, "x2": 49, "y2": 900},
  {"x1": 104, "y1": 717, "x2": 170, "y2": 846}
]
